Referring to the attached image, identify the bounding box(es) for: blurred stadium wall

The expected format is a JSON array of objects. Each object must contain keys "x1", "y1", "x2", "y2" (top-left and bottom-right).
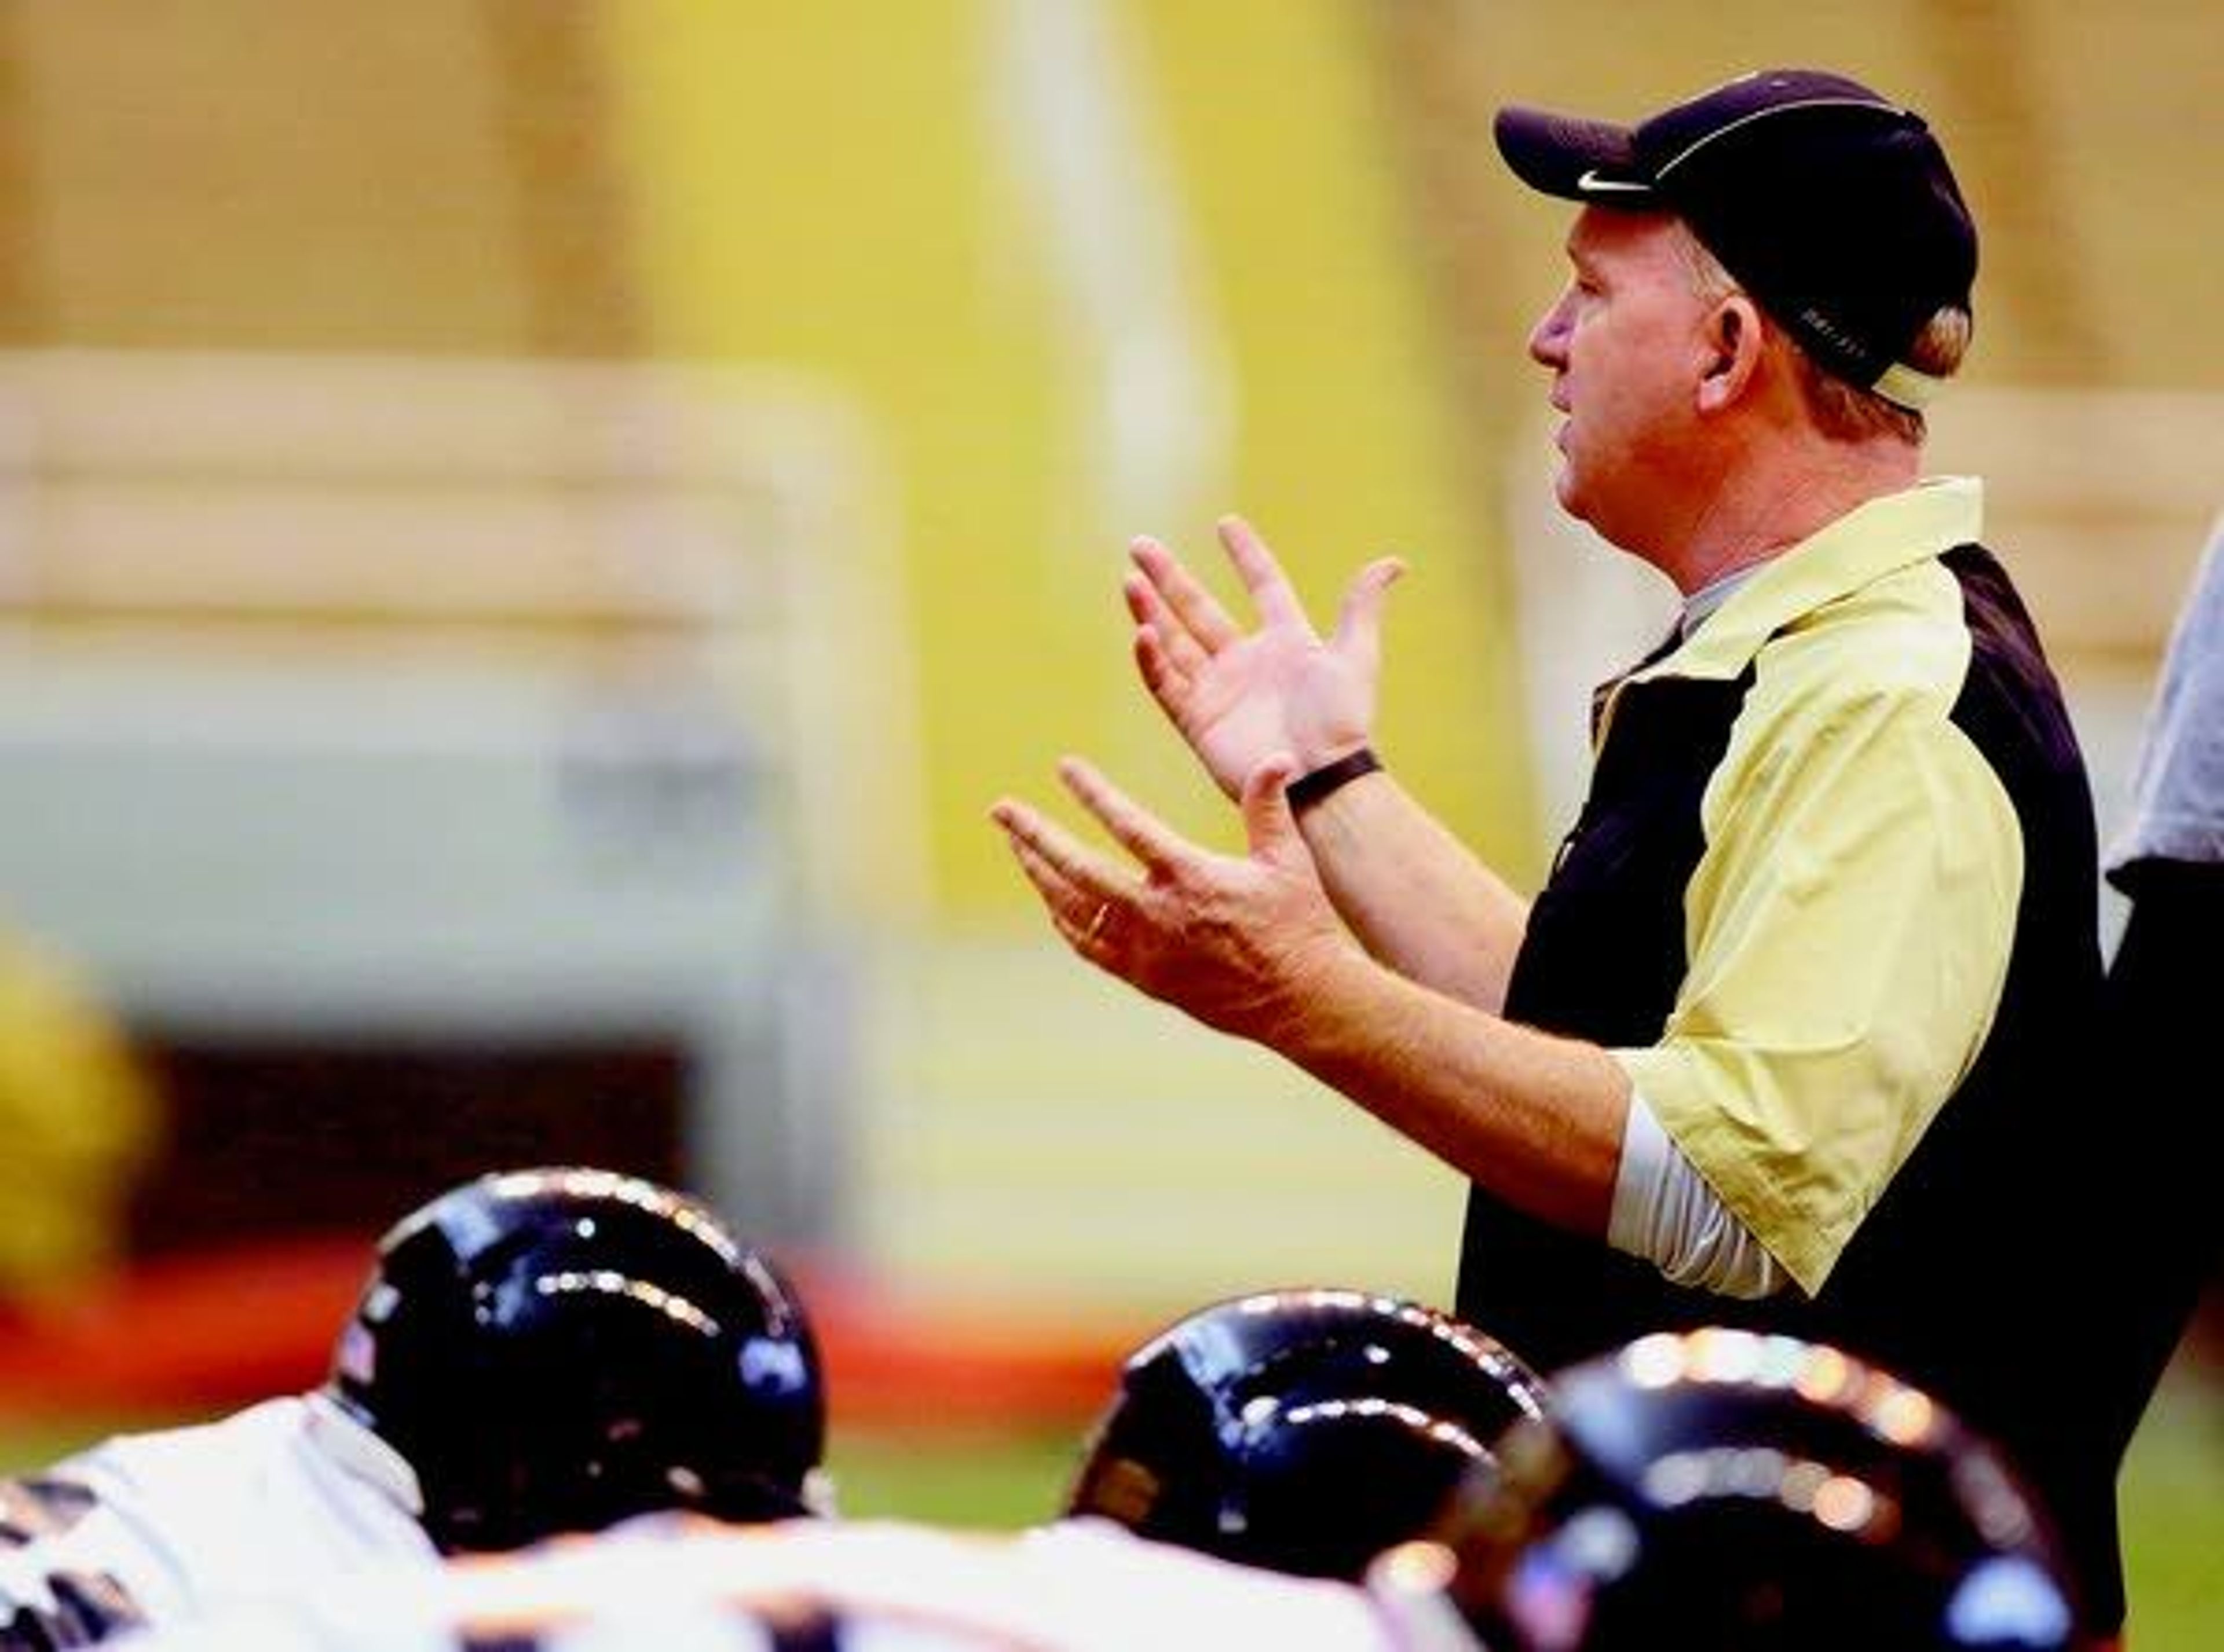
[{"x1": 0, "y1": 0, "x2": 2215, "y2": 1337}]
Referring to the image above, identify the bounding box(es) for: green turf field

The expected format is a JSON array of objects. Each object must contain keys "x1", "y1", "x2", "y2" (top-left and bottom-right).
[{"x1": 2105, "y1": 1367, "x2": 2224, "y2": 1650}]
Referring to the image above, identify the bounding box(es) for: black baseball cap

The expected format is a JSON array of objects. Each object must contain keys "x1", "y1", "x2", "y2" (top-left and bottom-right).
[{"x1": 1495, "y1": 68, "x2": 1977, "y2": 411}]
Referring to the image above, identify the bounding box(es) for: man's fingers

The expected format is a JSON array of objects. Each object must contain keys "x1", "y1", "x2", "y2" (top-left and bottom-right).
[
  {"x1": 990, "y1": 797, "x2": 1122, "y2": 910},
  {"x1": 1124, "y1": 572, "x2": 1208, "y2": 682},
  {"x1": 1131, "y1": 535, "x2": 1239, "y2": 653},
  {"x1": 1239, "y1": 754, "x2": 1305, "y2": 858},
  {"x1": 1132, "y1": 626, "x2": 1188, "y2": 719},
  {"x1": 994, "y1": 785, "x2": 1162, "y2": 965},
  {"x1": 1330, "y1": 555, "x2": 1406, "y2": 675},
  {"x1": 1054, "y1": 756, "x2": 1187, "y2": 873},
  {"x1": 1216, "y1": 515, "x2": 1311, "y2": 631},
  {"x1": 1006, "y1": 835, "x2": 1111, "y2": 951}
]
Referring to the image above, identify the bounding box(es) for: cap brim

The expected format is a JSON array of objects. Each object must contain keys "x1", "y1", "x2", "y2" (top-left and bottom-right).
[{"x1": 1494, "y1": 106, "x2": 1656, "y2": 203}]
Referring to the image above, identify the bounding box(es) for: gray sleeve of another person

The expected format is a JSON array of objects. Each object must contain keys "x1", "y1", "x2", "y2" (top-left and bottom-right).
[{"x1": 2108, "y1": 516, "x2": 2224, "y2": 878}]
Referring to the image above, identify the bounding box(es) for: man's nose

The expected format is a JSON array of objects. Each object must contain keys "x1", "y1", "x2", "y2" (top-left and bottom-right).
[{"x1": 1528, "y1": 291, "x2": 1573, "y2": 366}]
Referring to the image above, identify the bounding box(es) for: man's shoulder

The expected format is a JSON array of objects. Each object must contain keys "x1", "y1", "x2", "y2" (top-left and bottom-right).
[
  {"x1": 1747, "y1": 560, "x2": 1979, "y2": 713},
  {"x1": 65, "y1": 1396, "x2": 313, "y2": 1484}
]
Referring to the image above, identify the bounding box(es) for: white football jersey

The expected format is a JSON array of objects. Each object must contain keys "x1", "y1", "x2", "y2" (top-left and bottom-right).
[
  {"x1": 0, "y1": 1391, "x2": 436, "y2": 1643},
  {"x1": 101, "y1": 1514, "x2": 1432, "y2": 1652}
]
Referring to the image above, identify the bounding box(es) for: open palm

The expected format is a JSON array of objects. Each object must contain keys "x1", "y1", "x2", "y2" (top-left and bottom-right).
[{"x1": 1125, "y1": 516, "x2": 1403, "y2": 800}]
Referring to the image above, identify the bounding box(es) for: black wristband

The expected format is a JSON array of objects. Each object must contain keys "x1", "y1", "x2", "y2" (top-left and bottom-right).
[{"x1": 1285, "y1": 746, "x2": 1382, "y2": 812}]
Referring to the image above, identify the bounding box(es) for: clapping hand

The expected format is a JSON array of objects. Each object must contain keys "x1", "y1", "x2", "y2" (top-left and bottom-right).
[{"x1": 1125, "y1": 515, "x2": 1403, "y2": 800}]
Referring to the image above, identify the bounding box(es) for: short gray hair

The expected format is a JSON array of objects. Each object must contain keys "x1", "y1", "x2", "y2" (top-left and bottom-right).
[{"x1": 1671, "y1": 221, "x2": 1967, "y2": 443}]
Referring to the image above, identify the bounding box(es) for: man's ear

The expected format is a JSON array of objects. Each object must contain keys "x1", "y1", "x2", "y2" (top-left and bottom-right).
[{"x1": 1696, "y1": 293, "x2": 1764, "y2": 413}]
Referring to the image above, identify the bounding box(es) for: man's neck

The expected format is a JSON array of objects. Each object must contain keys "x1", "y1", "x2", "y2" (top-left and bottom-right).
[{"x1": 1667, "y1": 434, "x2": 1922, "y2": 595}]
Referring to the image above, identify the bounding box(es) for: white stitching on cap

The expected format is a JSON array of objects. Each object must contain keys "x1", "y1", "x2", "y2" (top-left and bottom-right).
[
  {"x1": 1797, "y1": 303, "x2": 1947, "y2": 409},
  {"x1": 1652, "y1": 94, "x2": 1907, "y2": 180}
]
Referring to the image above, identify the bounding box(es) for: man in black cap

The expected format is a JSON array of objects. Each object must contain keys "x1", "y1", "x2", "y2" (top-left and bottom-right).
[{"x1": 992, "y1": 67, "x2": 2125, "y2": 1644}]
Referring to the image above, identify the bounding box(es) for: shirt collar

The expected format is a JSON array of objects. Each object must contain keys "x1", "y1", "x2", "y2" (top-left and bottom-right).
[
  {"x1": 1679, "y1": 561, "x2": 1766, "y2": 638},
  {"x1": 1641, "y1": 476, "x2": 1984, "y2": 683}
]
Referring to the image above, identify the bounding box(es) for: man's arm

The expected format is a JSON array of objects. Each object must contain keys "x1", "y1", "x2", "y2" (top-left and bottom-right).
[
  {"x1": 990, "y1": 756, "x2": 1625, "y2": 1240},
  {"x1": 1282, "y1": 937, "x2": 1627, "y2": 1237},
  {"x1": 992, "y1": 752, "x2": 1809, "y2": 1291},
  {"x1": 1288, "y1": 765, "x2": 1532, "y2": 1014}
]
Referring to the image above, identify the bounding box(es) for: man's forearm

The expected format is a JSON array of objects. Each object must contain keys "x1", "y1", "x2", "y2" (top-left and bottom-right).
[
  {"x1": 1292, "y1": 765, "x2": 1533, "y2": 1014},
  {"x1": 1270, "y1": 943, "x2": 1626, "y2": 1239}
]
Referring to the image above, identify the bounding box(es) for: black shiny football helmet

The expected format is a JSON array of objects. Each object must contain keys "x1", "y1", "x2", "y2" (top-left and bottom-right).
[
  {"x1": 1369, "y1": 1327, "x2": 2082, "y2": 1651},
  {"x1": 1062, "y1": 1287, "x2": 1551, "y2": 1581},
  {"x1": 324, "y1": 1165, "x2": 827, "y2": 1553}
]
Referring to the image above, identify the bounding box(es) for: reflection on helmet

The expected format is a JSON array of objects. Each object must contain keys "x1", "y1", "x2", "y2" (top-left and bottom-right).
[
  {"x1": 1063, "y1": 1287, "x2": 1550, "y2": 1581},
  {"x1": 1371, "y1": 1327, "x2": 2080, "y2": 1652},
  {"x1": 324, "y1": 1166, "x2": 826, "y2": 1553}
]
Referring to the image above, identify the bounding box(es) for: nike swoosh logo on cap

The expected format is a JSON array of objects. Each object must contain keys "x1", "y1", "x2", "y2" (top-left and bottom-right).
[{"x1": 1575, "y1": 169, "x2": 1655, "y2": 195}]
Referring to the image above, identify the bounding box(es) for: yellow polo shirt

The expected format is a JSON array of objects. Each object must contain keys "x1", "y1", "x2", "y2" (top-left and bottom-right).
[{"x1": 1610, "y1": 478, "x2": 2022, "y2": 1293}]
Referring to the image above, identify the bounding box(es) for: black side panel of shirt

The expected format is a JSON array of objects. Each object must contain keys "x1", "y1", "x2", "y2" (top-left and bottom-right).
[{"x1": 1455, "y1": 668, "x2": 1750, "y2": 1374}]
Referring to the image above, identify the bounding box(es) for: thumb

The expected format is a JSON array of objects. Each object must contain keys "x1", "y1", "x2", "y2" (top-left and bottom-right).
[
  {"x1": 1332, "y1": 555, "x2": 1406, "y2": 676},
  {"x1": 1240, "y1": 753, "x2": 1305, "y2": 862}
]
